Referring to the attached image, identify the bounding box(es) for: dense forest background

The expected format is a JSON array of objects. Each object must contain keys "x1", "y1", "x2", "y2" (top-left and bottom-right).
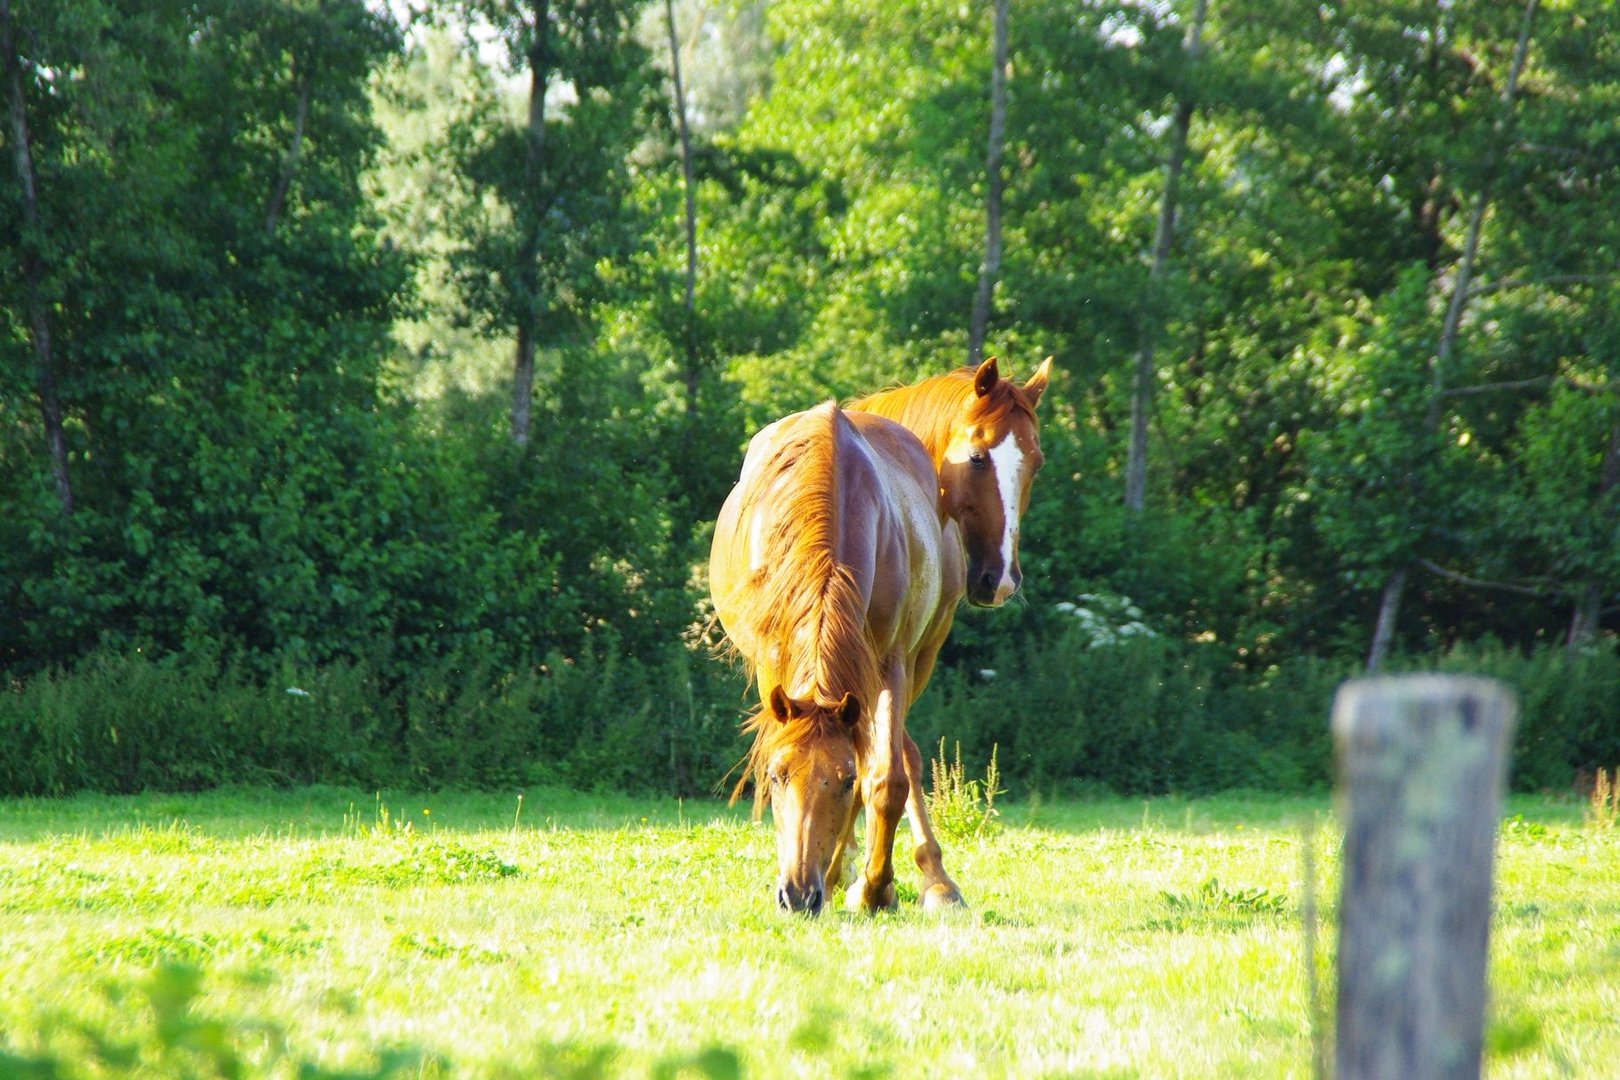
[{"x1": 3, "y1": 0, "x2": 1618, "y2": 798}]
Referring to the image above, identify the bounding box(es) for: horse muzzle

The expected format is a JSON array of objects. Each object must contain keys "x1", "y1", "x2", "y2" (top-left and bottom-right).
[
  {"x1": 968, "y1": 563, "x2": 1020, "y2": 607},
  {"x1": 776, "y1": 874, "x2": 826, "y2": 916}
]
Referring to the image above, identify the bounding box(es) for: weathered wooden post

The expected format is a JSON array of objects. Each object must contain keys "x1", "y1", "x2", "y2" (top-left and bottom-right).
[{"x1": 1333, "y1": 675, "x2": 1516, "y2": 1080}]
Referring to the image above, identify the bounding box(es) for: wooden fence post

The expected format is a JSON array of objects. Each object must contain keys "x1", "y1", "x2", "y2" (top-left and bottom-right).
[{"x1": 1332, "y1": 675, "x2": 1516, "y2": 1080}]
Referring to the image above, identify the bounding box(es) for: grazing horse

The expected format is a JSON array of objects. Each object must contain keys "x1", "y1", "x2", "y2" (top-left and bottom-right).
[
  {"x1": 710, "y1": 358, "x2": 1051, "y2": 914},
  {"x1": 710, "y1": 401, "x2": 959, "y2": 914}
]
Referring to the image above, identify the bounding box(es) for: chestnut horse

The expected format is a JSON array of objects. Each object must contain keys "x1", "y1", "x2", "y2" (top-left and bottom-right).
[
  {"x1": 710, "y1": 401, "x2": 947, "y2": 915},
  {"x1": 710, "y1": 358, "x2": 1050, "y2": 914}
]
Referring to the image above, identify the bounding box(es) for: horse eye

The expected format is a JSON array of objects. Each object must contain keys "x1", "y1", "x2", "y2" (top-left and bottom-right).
[
  {"x1": 969, "y1": 450, "x2": 989, "y2": 470},
  {"x1": 841, "y1": 774, "x2": 856, "y2": 793}
]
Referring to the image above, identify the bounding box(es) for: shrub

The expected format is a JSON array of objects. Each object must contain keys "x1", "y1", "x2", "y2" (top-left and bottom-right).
[
  {"x1": 909, "y1": 628, "x2": 1620, "y2": 797},
  {"x1": 1427, "y1": 643, "x2": 1620, "y2": 792},
  {"x1": 2, "y1": 633, "x2": 1612, "y2": 799},
  {"x1": 0, "y1": 643, "x2": 749, "y2": 798}
]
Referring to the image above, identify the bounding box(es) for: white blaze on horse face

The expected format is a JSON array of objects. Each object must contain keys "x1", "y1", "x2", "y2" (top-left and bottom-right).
[
  {"x1": 987, "y1": 434, "x2": 1025, "y2": 602},
  {"x1": 942, "y1": 430, "x2": 1026, "y2": 603}
]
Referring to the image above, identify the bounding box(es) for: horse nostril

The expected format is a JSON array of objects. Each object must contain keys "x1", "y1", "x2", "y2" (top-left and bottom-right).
[
  {"x1": 808, "y1": 888, "x2": 823, "y2": 915},
  {"x1": 777, "y1": 887, "x2": 791, "y2": 910}
]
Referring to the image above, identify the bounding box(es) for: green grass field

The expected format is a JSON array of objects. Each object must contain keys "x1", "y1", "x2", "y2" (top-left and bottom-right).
[{"x1": 0, "y1": 786, "x2": 1615, "y2": 1078}]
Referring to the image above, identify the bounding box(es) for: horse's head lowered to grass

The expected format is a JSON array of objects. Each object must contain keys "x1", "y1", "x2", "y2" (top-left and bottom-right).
[{"x1": 748, "y1": 686, "x2": 864, "y2": 915}]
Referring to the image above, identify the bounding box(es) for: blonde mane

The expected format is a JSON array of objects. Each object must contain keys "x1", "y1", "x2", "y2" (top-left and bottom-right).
[
  {"x1": 847, "y1": 365, "x2": 1039, "y2": 465},
  {"x1": 723, "y1": 404, "x2": 881, "y2": 808}
]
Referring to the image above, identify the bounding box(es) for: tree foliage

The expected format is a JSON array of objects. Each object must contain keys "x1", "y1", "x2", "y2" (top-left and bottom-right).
[{"x1": 3, "y1": 0, "x2": 1618, "y2": 797}]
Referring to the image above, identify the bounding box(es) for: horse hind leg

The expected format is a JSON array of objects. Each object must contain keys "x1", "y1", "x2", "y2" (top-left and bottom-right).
[
  {"x1": 903, "y1": 733, "x2": 965, "y2": 911},
  {"x1": 825, "y1": 791, "x2": 862, "y2": 894}
]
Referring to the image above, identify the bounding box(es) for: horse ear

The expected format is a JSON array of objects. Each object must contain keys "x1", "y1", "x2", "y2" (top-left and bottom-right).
[
  {"x1": 1022, "y1": 356, "x2": 1053, "y2": 410},
  {"x1": 834, "y1": 693, "x2": 861, "y2": 728},
  {"x1": 768, "y1": 686, "x2": 795, "y2": 722},
  {"x1": 973, "y1": 356, "x2": 1000, "y2": 398}
]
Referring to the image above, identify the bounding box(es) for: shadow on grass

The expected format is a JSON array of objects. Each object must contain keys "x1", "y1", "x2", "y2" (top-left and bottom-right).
[{"x1": 0, "y1": 962, "x2": 759, "y2": 1080}]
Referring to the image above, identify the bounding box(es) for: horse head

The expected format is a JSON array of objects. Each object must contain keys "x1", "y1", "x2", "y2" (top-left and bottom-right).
[
  {"x1": 941, "y1": 356, "x2": 1051, "y2": 606},
  {"x1": 760, "y1": 685, "x2": 861, "y2": 916}
]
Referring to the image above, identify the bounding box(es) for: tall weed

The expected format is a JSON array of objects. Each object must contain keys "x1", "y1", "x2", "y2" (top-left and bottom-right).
[{"x1": 927, "y1": 740, "x2": 1003, "y2": 842}]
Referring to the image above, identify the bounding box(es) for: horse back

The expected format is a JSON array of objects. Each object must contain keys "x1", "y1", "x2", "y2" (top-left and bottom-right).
[
  {"x1": 838, "y1": 411, "x2": 961, "y2": 669},
  {"x1": 709, "y1": 404, "x2": 958, "y2": 691},
  {"x1": 843, "y1": 411, "x2": 965, "y2": 695}
]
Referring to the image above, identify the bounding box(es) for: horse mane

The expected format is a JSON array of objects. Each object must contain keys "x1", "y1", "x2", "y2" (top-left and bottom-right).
[
  {"x1": 724, "y1": 403, "x2": 881, "y2": 811},
  {"x1": 847, "y1": 365, "x2": 1039, "y2": 465}
]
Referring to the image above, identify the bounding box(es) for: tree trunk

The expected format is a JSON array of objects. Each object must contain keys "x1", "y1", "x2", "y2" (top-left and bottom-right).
[
  {"x1": 1568, "y1": 412, "x2": 1620, "y2": 651},
  {"x1": 1368, "y1": 0, "x2": 1538, "y2": 671},
  {"x1": 2, "y1": 0, "x2": 73, "y2": 515},
  {"x1": 1124, "y1": 0, "x2": 1206, "y2": 514},
  {"x1": 1567, "y1": 584, "x2": 1602, "y2": 653},
  {"x1": 665, "y1": 0, "x2": 700, "y2": 418},
  {"x1": 513, "y1": 322, "x2": 537, "y2": 446},
  {"x1": 967, "y1": 0, "x2": 1008, "y2": 367},
  {"x1": 266, "y1": 53, "x2": 313, "y2": 232},
  {"x1": 512, "y1": 0, "x2": 552, "y2": 448},
  {"x1": 1430, "y1": 0, "x2": 1535, "y2": 410},
  {"x1": 1366, "y1": 564, "x2": 1407, "y2": 673}
]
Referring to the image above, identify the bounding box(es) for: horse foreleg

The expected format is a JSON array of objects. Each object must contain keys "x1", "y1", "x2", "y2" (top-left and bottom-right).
[
  {"x1": 903, "y1": 734, "x2": 965, "y2": 910},
  {"x1": 846, "y1": 758, "x2": 904, "y2": 913},
  {"x1": 846, "y1": 665, "x2": 908, "y2": 913}
]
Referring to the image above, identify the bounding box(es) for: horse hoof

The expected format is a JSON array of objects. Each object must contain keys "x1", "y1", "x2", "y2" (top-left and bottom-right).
[
  {"x1": 922, "y1": 884, "x2": 966, "y2": 912},
  {"x1": 845, "y1": 879, "x2": 898, "y2": 913}
]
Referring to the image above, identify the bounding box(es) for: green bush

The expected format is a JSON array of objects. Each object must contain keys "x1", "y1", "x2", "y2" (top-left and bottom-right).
[
  {"x1": 0, "y1": 643, "x2": 749, "y2": 798},
  {"x1": 1, "y1": 630, "x2": 1613, "y2": 799},
  {"x1": 1427, "y1": 644, "x2": 1620, "y2": 792},
  {"x1": 0, "y1": 651, "x2": 378, "y2": 795},
  {"x1": 910, "y1": 632, "x2": 1308, "y2": 796},
  {"x1": 911, "y1": 629, "x2": 1613, "y2": 797}
]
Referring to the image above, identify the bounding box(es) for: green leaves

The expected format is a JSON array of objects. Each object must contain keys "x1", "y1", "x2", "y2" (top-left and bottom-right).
[{"x1": 437, "y1": 0, "x2": 660, "y2": 342}]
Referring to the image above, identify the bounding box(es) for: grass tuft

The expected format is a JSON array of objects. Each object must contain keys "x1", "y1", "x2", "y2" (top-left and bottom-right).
[{"x1": 1160, "y1": 877, "x2": 1290, "y2": 924}]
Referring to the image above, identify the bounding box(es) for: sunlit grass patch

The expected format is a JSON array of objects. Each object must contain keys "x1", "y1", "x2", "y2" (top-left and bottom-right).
[{"x1": 0, "y1": 789, "x2": 1614, "y2": 1077}]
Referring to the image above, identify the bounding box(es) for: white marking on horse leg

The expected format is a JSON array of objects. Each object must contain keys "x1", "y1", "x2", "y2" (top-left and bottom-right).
[
  {"x1": 871, "y1": 688, "x2": 896, "y2": 760},
  {"x1": 988, "y1": 436, "x2": 1025, "y2": 602},
  {"x1": 907, "y1": 806, "x2": 933, "y2": 848}
]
